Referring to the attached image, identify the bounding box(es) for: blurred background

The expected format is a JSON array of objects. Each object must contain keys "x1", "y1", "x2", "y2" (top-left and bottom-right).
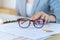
[{"x1": 0, "y1": 0, "x2": 16, "y2": 15}]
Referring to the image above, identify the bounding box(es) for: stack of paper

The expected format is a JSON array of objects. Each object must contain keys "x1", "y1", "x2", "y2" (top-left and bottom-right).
[{"x1": 0, "y1": 22, "x2": 60, "y2": 40}]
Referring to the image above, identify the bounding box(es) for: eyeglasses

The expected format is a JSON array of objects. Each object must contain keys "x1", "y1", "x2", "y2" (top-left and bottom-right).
[{"x1": 17, "y1": 18, "x2": 45, "y2": 28}]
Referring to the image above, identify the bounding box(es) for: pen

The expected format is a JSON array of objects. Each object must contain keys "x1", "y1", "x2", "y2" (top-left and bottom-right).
[
  {"x1": 3, "y1": 20, "x2": 17, "y2": 24},
  {"x1": 43, "y1": 30, "x2": 53, "y2": 32}
]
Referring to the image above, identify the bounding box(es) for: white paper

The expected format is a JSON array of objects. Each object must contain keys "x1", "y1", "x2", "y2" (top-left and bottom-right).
[
  {"x1": 0, "y1": 22, "x2": 60, "y2": 40},
  {"x1": 0, "y1": 31, "x2": 21, "y2": 40},
  {"x1": 0, "y1": 13, "x2": 28, "y2": 22}
]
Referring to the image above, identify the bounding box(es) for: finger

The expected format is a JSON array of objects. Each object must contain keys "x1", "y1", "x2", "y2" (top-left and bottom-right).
[
  {"x1": 44, "y1": 15, "x2": 49, "y2": 24},
  {"x1": 40, "y1": 15, "x2": 45, "y2": 19},
  {"x1": 30, "y1": 12, "x2": 46, "y2": 20},
  {"x1": 30, "y1": 13, "x2": 42, "y2": 20}
]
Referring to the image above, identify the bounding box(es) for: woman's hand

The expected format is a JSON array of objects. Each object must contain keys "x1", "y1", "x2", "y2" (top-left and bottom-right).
[{"x1": 30, "y1": 11, "x2": 56, "y2": 23}]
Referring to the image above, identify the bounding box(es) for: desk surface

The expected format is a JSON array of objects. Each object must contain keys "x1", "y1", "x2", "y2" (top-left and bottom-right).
[
  {"x1": 0, "y1": 8, "x2": 60, "y2": 40},
  {"x1": 46, "y1": 34, "x2": 60, "y2": 40},
  {"x1": 12, "y1": 34, "x2": 60, "y2": 40},
  {"x1": 0, "y1": 8, "x2": 16, "y2": 15}
]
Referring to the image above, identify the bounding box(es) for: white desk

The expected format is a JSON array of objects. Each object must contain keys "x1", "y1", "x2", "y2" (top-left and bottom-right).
[{"x1": 0, "y1": 22, "x2": 60, "y2": 40}]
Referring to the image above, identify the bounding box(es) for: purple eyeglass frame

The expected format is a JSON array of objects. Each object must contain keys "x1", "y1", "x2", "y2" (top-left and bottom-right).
[{"x1": 17, "y1": 18, "x2": 45, "y2": 28}]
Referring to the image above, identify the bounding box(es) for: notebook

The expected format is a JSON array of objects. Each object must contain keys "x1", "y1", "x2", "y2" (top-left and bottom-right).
[{"x1": 0, "y1": 13, "x2": 27, "y2": 24}]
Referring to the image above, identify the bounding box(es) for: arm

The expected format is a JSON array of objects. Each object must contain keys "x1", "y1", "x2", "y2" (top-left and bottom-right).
[{"x1": 49, "y1": 0, "x2": 60, "y2": 23}]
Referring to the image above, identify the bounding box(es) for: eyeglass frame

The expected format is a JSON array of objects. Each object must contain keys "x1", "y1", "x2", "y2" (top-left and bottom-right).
[{"x1": 17, "y1": 18, "x2": 45, "y2": 28}]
